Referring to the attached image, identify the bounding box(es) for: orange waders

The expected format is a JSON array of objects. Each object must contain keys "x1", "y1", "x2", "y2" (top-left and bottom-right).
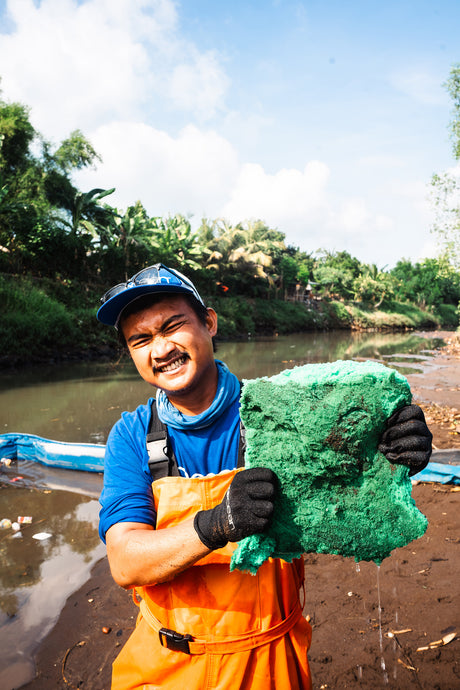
[{"x1": 112, "y1": 470, "x2": 312, "y2": 690}]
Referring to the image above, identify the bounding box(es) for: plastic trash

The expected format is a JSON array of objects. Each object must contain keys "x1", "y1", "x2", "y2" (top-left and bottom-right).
[
  {"x1": 32, "y1": 532, "x2": 52, "y2": 541},
  {"x1": 0, "y1": 518, "x2": 12, "y2": 529},
  {"x1": 18, "y1": 516, "x2": 33, "y2": 524}
]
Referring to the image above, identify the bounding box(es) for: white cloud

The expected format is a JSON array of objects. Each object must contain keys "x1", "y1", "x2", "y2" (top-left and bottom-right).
[
  {"x1": 0, "y1": 0, "x2": 228, "y2": 139},
  {"x1": 335, "y1": 198, "x2": 370, "y2": 232},
  {"x1": 222, "y1": 160, "x2": 330, "y2": 221},
  {"x1": 169, "y1": 52, "x2": 230, "y2": 120},
  {"x1": 77, "y1": 127, "x2": 425, "y2": 266},
  {"x1": 418, "y1": 238, "x2": 439, "y2": 261},
  {"x1": 0, "y1": 0, "x2": 449, "y2": 268},
  {"x1": 75, "y1": 121, "x2": 241, "y2": 217},
  {"x1": 220, "y1": 162, "x2": 397, "y2": 253}
]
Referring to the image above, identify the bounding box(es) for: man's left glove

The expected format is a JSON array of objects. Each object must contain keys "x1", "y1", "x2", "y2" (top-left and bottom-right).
[{"x1": 378, "y1": 404, "x2": 432, "y2": 476}]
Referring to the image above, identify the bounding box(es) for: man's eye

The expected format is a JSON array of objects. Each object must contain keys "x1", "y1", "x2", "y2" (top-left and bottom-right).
[
  {"x1": 163, "y1": 320, "x2": 185, "y2": 334},
  {"x1": 131, "y1": 337, "x2": 151, "y2": 347}
]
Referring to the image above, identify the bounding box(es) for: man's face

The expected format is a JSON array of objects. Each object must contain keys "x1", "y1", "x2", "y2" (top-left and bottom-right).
[{"x1": 121, "y1": 295, "x2": 218, "y2": 407}]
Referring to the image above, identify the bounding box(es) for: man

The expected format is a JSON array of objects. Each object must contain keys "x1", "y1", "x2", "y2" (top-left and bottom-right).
[{"x1": 97, "y1": 263, "x2": 432, "y2": 690}]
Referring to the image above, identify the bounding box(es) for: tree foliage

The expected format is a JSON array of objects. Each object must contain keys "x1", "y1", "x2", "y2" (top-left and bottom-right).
[
  {"x1": 431, "y1": 64, "x2": 460, "y2": 269},
  {"x1": 0, "y1": 85, "x2": 459, "y2": 329}
]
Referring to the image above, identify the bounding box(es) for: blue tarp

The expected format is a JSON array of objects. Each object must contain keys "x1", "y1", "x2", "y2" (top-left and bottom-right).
[
  {"x1": 413, "y1": 461, "x2": 460, "y2": 485},
  {"x1": 413, "y1": 448, "x2": 460, "y2": 484}
]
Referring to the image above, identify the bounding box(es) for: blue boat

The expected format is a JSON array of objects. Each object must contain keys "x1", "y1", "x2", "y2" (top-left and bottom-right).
[{"x1": 0, "y1": 433, "x2": 105, "y2": 473}]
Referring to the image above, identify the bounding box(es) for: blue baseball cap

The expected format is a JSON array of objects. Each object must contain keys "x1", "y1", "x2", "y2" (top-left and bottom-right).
[{"x1": 97, "y1": 263, "x2": 205, "y2": 327}]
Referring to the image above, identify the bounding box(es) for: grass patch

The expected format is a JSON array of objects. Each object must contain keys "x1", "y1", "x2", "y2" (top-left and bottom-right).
[
  {"x1": 0, "y1": 276, "x2": 448, "y2": 365},
  {"x1": 345, "y1": 300, "x2": 440, "y2": 330},
  {"x1": 433, "y1": 303, "x2": 459, "y2": 329},
  {"x1": 0, "y1": 274, "x2": 79, "y2": 358},
  {"x1": 208, "y1": 297, "x2": 330, "y2": 337}
]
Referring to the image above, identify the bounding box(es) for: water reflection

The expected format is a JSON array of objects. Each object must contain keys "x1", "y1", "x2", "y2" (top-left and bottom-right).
[
  {"x1": 0, "y1": 331, "x2": 445, "y2": 445},
  {"x1": 0, "y1": 485, "x2": 104, "y2": 688}
]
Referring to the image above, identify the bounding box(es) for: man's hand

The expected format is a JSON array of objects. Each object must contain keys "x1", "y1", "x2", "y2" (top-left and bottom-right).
[
  {"x1": 194, "y1": 468, "x2": 277, "y2": 550},
  {"x1": 378, "y1": 404, "x2": 432, "y2": 476}
]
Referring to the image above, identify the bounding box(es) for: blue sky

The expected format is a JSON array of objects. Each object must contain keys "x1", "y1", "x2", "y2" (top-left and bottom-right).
[{"x1": 0, "y1": 0, "x2": 458, "y2": 267}]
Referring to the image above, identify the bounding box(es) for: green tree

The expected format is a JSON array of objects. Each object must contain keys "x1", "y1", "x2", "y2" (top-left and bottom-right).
[
  {"x1": 201, "y1": 218, "x2": 286, "y2": 297},
  {"x1": 110, "y1": 202, "x2": 155, "y2": 278},
  {"x1": 0, "y1": 100, "x2": 48, "y2": 270},
  {"x1": 0, "y1": 93, "x2": 107, "y2": 278},
  {"x1": 352, "y1": 264, "x2": 395, "y2": 306},
  {"x1": 390, "y1": 257, "x2": 460, "y2": 307},
  {"x1": 431, "y1": 64, "x2": 460, "y2": 269},
  {"x1": 313, "y1": 250, "x2": 362, "y2": 299},
  {"x1": 150, "y1": 214, "x2": 208, "y2": 271}
]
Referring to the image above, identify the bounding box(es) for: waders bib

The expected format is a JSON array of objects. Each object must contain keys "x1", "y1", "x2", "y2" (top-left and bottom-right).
[{"x1": 111, "y1": 470, "x2": 312, "y2": 689}]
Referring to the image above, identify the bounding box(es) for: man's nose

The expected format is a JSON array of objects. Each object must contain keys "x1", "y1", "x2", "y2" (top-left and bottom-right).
[{"x1": 149, "y1": 335, "x2": 175, "y2": 361}]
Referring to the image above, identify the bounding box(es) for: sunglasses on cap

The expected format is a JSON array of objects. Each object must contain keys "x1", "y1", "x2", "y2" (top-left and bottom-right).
[
  {"x1": 100, "y1": 264, "x2": 205, "y2": 307},
  {"x1": 97, "y1": 263, "x2": 206, "y2": 327}
]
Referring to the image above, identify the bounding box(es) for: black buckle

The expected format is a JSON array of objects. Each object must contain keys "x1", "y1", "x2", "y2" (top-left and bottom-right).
[{"x1": 159, "y1": 627, "x2": 193, "y2": 654}]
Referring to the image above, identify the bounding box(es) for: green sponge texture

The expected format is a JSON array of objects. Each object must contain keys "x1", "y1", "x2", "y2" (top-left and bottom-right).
[{"x1": 231, "y1": 360, "x2": 428, "y2": 574}]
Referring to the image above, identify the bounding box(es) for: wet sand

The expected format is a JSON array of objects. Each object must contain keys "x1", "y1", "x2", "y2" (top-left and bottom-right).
[{"x1": 20, "y1": 334, "x2": 460, "y2": 689}]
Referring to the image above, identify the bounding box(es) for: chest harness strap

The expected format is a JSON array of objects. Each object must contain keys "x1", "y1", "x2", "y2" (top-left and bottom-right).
[{"x1": 146, "y1": 397, "x2": 246, "y2": 481}]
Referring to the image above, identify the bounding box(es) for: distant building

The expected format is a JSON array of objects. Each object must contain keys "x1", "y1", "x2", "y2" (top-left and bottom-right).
[{"x1": 286, "y1": 280, "x2": 319, "y2": 305}]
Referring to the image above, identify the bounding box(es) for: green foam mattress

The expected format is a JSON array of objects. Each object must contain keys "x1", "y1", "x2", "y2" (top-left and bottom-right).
[{"x1": 231, "y1": 360, "x2": 428, "y2": 574}]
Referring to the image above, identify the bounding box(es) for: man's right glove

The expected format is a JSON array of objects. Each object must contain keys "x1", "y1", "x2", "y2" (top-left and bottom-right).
[{"x1": 194, "y1": 467, "x2": 277, "y2": 550}]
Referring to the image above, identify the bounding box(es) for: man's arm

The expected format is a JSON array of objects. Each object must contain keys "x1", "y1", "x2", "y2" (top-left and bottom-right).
[
  {"x1": 106, "y1": 519, "x2": 211, "y2": 588},
  {"x1": 106, "y1": 467, "x2": 277, "y2": 588}
]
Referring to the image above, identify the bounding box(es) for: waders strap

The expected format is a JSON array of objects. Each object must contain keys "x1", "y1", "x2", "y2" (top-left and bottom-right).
[
  {"x1": 139, "y1": 597, "x2": 303, "y2": 655},
  {"x1": 146, "y1": 400, "x2": 180, "y2": 480},
  {"x1": 147, "y1": 390, "x2": 246, "y2": 480}
]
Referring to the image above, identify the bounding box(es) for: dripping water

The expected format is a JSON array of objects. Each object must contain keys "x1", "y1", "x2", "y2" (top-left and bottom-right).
[{"x1": 377, "y1": 565, "x2": 389, "y2": 684}]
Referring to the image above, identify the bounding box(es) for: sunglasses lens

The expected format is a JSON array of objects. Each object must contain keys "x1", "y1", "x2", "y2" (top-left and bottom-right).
[
  {"x1": 100, "y1": 283, "x2": 127, "y2": 304},
  {"x1": 132, "y1": 266, "x2": 161, "y2": 285}
]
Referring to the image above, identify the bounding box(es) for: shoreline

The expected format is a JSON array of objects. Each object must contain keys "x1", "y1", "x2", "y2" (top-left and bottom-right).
[{"x1": 0, "y1": 322, "x2": 456, "y2": 373}]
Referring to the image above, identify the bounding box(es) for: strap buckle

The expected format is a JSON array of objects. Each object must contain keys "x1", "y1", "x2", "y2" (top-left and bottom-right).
[{"x1": 159, "y1": 627, "x2": 193, "y2": 654}]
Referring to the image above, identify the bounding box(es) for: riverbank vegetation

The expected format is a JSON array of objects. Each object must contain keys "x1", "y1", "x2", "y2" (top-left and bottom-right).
[{"x1": 1, "y1": 72, "x2": 459, "y2": 365}]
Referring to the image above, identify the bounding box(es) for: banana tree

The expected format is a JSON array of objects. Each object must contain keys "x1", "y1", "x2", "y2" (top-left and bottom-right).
[{"x1": 149, "y1": 214, "x2": 208, "y2": 271}]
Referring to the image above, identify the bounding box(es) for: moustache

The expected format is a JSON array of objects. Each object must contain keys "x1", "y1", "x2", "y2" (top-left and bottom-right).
[{"x1": 152, "y1": 351, "x2": 190, "y2": 374}]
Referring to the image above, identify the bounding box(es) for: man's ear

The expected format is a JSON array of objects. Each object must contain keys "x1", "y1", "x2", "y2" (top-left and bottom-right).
[{"x1": 206, "y1": 308, "x2": 218, "y2": 338}]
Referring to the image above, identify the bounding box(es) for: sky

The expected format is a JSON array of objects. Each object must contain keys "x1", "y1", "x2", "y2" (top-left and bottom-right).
[{"x1": 0, "y1": 0, "x2": 459, "y2": 268}]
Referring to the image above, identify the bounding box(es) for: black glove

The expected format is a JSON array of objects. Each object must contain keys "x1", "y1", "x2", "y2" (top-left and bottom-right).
[
  {"x1": 194, "y1": 467, "x2": 277, "y2": 550},
  {"x1": 378, "y1": 404, "x2": 432, "y2": 476}
]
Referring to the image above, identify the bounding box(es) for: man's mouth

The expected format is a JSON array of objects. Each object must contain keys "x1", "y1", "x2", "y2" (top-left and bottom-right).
[{"x1": 154, "y1": 354, "x2": 189, "y2": 374}]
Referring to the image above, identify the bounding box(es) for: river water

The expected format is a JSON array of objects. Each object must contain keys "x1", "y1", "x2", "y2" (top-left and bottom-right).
[{"x1": 0, "y1": 330, "x2": 446, "y2": 688}]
